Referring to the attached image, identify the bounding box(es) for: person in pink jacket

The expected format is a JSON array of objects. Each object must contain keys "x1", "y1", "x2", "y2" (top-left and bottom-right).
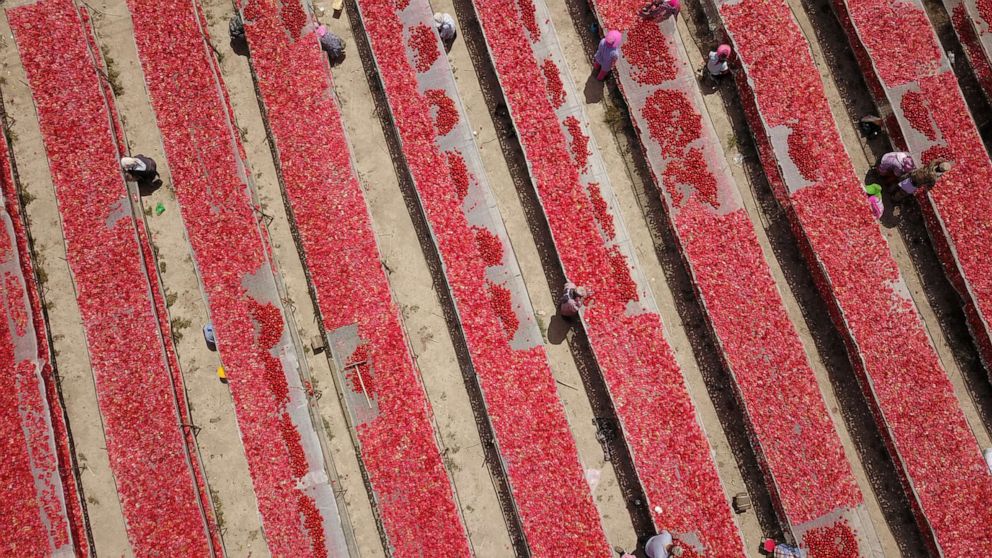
[
  {"x1": 641, "y1": 0, "x2": 680, "y2": 19},
  {"x1": 593, "y1": 30, "x2": 623, "y2": 81},
  {"x1": 877, "y1": 151, "x2": 916, "y2": 179}
]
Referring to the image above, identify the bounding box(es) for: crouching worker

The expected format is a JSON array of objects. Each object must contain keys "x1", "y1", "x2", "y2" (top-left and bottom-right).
[
  {"x1": 559, "y1": 282, "x2": 589, "y2": 319},
  {"x1": 908, "y1": 158, "x2": 953, "y2": 190},
  {"x1": 646, "y1": 530, "x2": 684, "y2": 558},
  {"x1": 876, "y1": 151, "x2": 916, "y2": 181},
  {"x1": 763, "y1": 539, "x2": 804, "y2": 557},
  {"x1": 317, "y1": 25, "x2": 345, "y2": 64},
  {"x1": 703, "y1": 44, "x2": 732, "y2": 80},
  {"x1": 434, "y1": 12, "x2": 457, "y2": 47},
  {"x1": 120, "y1": 155, "x2": 158, "y2": 182},
  {"x1": 895, "y1": 159, "x2": 953, "y2": 200}
]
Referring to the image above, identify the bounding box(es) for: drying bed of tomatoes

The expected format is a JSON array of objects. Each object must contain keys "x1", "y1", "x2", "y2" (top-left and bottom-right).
[
  {"x1": 831, "y1": 0, "x2": 992, "y2": 374},
  {"x1": 0, "y1": 161, "x2": 80, "y2": 555},
  {"x1": 588, "y1": 0, "x2": 878, "y2": 550},
  {"x1": 944, "y1": 0, "x2": 992, "y2": 100},
  {"x1": 239, "y1": 0, "x2": 472, "y2": 553},
  {"x1": 356, "y1": 0, "x2": 611, "y2": 553},
  {"x1": 76, "y1": 5, "x2": 227, "y2": 552},
  {"x1": 0, "y1": 87, "x2": 90, "y2": 557},
  {"x1": 10, "y1": 0, "x2": 226, "y2": 554},
  {"x1": 716, "y1": 0, "x2": 992, "y2": 554},
  {"x1": 0, "y1": 233, "x2": 72, "y2": 557},
  {"x1": 472, "y1": 0, "x2": 749, "y2": 554},
  {"x1": 75, "y1": 5, "x2": 226, "y2": 553},
  {"x1": 127, "y1": 0, "x2": 348, "y2": 553}
]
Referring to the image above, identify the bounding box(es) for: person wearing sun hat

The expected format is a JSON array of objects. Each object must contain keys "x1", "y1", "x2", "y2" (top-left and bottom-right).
[
  {"x1": 877, "y1": 151, "x2": 916, "y2": 181},
  {"x1": 762, "y1": 539, "x2": 805, "y2": 557},
  {"x1": 120, "y1": 155, "x2": 158, "y2": 182},
  {"x1": 640, "y1": 0, "x2": 680, "y2": 19},
  {"x1": 559, "y1": 282, "x2": 590, "y2": 318},
  {"x1": 891, "y1": 158, "x2": 953, "y2": 202},
  {"x1": 593, "y1": 30, "x2": 623, "y2": 81},
  {"x1": 644, "y1": 530, "x2": 684, "y2": 558},
  {"x1": 316, "y1": 24, "x2": 345, "y2": 63},
  {"x1": 907, "y1": 158, "x2": 953, "y2": 191},
  {"x1": 705, "y1": 44, "x2": 732, "y2": 78},
  {"x1": 433, "y1": 12, "x2": 457, "y2": 45}
]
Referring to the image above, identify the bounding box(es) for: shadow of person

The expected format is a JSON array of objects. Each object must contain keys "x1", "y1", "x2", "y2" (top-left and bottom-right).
[
  {"x1": 547, "y1": 314, "x2": 574, "y2": 345},
  {"x1": 696, "y1": 70, "x2": 727, "y2": 95},
  {"x1": 878, "y1": 190, "x2": 901, "y2": 228},
  {"x1": 584, "y1": 71, "x2": 606, "y2": 104},
  {"x1": 137, "y1": 177, "x2": 163, "y2": 197},
  {"x1": 230, "y1": 37, "x2": 250, "y2": 57}
]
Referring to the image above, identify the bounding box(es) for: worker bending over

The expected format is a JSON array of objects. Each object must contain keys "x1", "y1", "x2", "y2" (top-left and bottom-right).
[
  {"x1": 645, "y1": 530, "x2": 683, "y2": 558},
  {"x1": 763, "y1": 539, "x2": 803, "y2": 557},
  {"x1": 593, "y1": 30, "x2": 623, "y2": 81},
  {"x1": 877, "y1": 151, "x2": 915, "y2": 180},
  {"x1": 897, "y1": 159, "x2": 953, "y2": 198},
  {"x1": 704, "y1": 44, "x2": 732, "y2": 79},
  {"x1": 317, "y1": 25, "x2": 345, "y2": 64},
  {"x1": 434, "y1": 12, "x2": 457, "y2": 47},
  {"x1": 559, "y1": 282, "x2": 589, "y2": 318},
  {"x1": 641, "y1": 0, "x2": 680, "y2": 18},
  {"x1": 120, "y1": 155, "x2": 158, "y2": 182},
  {"x1": 614, "y1": 528, "x2": 684, "y2": 558}
]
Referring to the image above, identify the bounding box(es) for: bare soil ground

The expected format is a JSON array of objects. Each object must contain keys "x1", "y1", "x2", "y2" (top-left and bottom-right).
[{"x1": 1, "y1": 0, "x2": 989, "y2": 555}]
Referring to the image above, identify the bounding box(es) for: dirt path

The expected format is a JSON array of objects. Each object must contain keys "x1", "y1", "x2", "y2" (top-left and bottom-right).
[{"x1": 0, "y1": 12, "x2": 132, "y2": 555}]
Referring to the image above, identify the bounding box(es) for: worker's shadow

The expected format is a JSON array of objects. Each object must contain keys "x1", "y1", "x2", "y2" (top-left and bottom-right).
[
  {"x1": 696, "y1": 71, "x2": 728, "y2": 96},
  {"x1": 137, "y1": 177, "x2": 164, "y2": 197},
  {"x1": 584, "y1": 71, "x2": 606, "y2": 104},
  {"x1": 864, "y1": 167, "x2": 902, "y2": 229},
  {"x1": 547, "y1": 313, "x2": 574, "y2": 344},
  {"x1": 230, "y1": 36, "x2": 250, "y2": 58}
]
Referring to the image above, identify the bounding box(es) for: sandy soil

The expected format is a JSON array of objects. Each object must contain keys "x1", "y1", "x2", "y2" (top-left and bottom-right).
[{"x1": 2, "y1": 0, "x2": 989, "y2": 555}]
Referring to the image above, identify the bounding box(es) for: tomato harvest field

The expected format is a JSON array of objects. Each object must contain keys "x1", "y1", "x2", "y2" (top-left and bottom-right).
[{"x1": 0, "y1": 0, "x2": 990, "y2": 555}]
